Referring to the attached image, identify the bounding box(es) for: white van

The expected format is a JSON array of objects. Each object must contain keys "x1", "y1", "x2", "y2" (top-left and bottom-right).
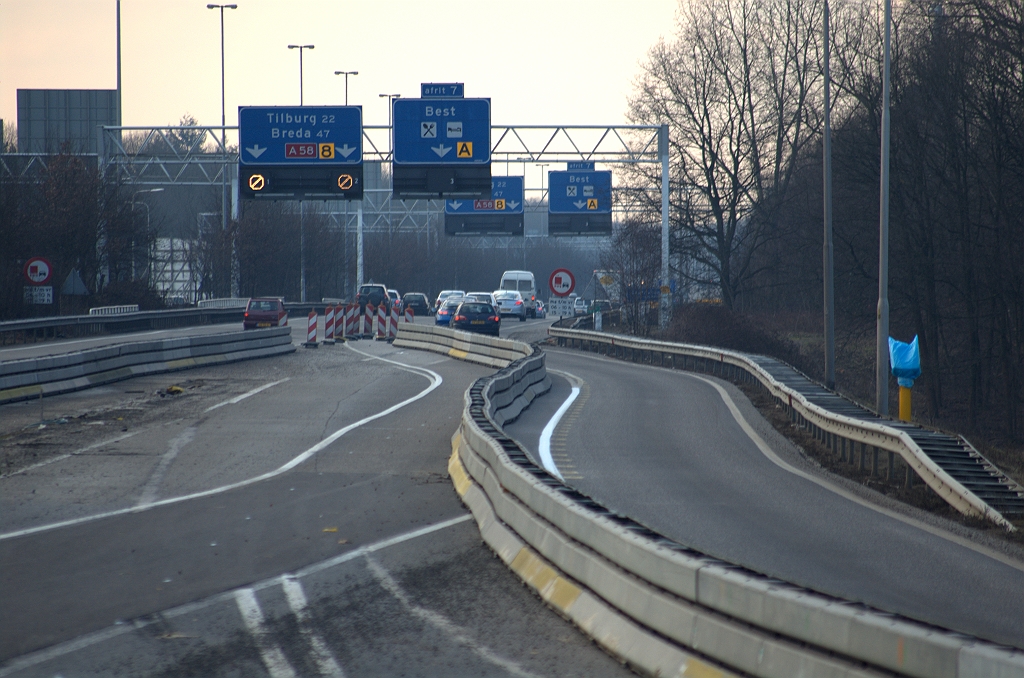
[{"x1": 499, "y1": 270, "x2": 537, "y2": 318}]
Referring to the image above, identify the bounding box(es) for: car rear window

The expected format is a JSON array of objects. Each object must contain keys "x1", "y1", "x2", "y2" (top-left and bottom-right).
[
  {"x1": 459, "y1": 303, "x2": 492, "y2": 314},
  {"x1": 248, "y1": 300, "x2": 276, "y2": 312},
  {"x1": 518, "y1": 281, "x2": 533, "y2": 292}
]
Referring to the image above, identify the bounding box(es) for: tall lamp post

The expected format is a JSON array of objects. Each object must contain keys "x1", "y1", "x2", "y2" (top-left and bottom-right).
[
  {"x1": 288, "y1": 44, "x2": 314, "y2": 105},
  {"x1": 208, "y1": 4, "x2": 236, "y2": 298},
  {"x1": 379, "y1": 94, "x2": 401, "y2": 244},
  {"x1": 334, "y1": 70, "x2": 358, "y2": 106},
  {"x1": 289, "y1": 44, "x2": 314, "y2": 301}
]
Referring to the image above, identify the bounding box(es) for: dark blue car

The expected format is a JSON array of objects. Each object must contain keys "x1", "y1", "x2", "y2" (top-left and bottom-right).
[
  {"x1": 451, "y1": 302, "x2": 501, "y2": 336},
  {"x1": 435, "y1": 298, "x2": 462, "y2": 326}
]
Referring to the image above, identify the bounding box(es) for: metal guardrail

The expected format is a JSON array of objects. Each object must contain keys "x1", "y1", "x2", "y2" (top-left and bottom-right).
[
  {"x1": 549, "y1": 327, "x2": 1024, "y2": 529},
  {"x1": 0, "y1": 302, "x2": 340, "y2": 346},
  {"x1": 88, "y1": 304, "x2": 140, "y2": 315},
  {"x1": 448, "y1": 337, "x2": 1024, "y2": 677}
]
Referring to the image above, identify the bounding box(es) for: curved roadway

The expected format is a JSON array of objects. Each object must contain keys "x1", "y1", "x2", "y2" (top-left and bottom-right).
[{"x1": 503, "y1": 346, "x2": 1024, "y2": 649}]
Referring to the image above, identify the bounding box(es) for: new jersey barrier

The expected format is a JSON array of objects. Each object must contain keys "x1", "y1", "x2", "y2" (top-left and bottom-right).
[
  {"x1": 0, "y1": 327, "x2": 295, "y2": 405},
  {"x1": 393, "y1": 324, "x2": 531, "y2": 369}
]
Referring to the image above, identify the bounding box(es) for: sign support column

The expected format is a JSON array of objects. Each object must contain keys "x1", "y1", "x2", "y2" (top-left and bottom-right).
[
  {"x1": 357, "y1": 201, "x2": 364, "y2": 287},
  {"x1": 659, "y1": 124, "x2": 671, "y2": 329}
]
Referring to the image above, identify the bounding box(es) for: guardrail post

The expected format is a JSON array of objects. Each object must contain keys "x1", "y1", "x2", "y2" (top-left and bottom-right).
[
  {"x1": 887, "y1": 451, "x2": 896, "y2": 482},
  {"x1": 872, "y1": 446, "x2": 880, "y2": 476}
]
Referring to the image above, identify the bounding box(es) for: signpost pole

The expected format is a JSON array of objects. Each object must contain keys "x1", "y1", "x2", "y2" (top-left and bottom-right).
[
  {"x1": 659, "y1": 124, "x2": 671, "y2": 329},
  {"x1": 357, "y1": 201, "x2": 364, "y2": 287}
]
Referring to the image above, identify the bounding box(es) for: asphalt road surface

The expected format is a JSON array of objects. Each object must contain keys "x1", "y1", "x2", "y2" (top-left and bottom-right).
[
  {"x1": 503, "y1": 347, "x2": 1024, "y2": 650},
  {"x1": 1, "y1": 329, "x2": 629, "y2": 677}
]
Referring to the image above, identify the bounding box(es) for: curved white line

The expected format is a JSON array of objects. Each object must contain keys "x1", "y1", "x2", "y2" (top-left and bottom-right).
[
  {"x1": 0, "y1": 347, "x2": 442, "y2": 542},
  {"x1": 538, "y1": 381, "x2": 579, "y2": 482}
]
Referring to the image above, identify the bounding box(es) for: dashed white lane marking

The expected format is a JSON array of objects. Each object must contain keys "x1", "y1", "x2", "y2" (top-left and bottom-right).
[
  {"x1": 234, "y1": 588, "x2": 299, "y2": 678},
  {"x1": 204, "y1": 378, "x2": 290, "y2": 413},
  {"x1": 0, "y1": 353, "x2": 442, "y2": 542},
  {"x1": 537, "y1": 369, "x2": 584, "y2": 481},
  {"x1": 365, "y1": 555, "x2": 543, "y2": 678},
  {"x1": 281, "y1": 576, "x2": 346, "y2": 678},
  {"x1": 0, "y1": 515, "x2": 471, "y2": 677},
  {"x1": 135, "y1": 426, "x2": 195, "y2": 507},
  {"x1": 0, "y1": 431, "x2": 139, "y2": 479}
]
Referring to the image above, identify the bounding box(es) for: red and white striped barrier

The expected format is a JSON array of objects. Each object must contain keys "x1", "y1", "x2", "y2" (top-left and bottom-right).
[
  {"x1": 364, "y1": 304, "x2": 375, "y2": 338},
  {"x1": 304, "y1": 311, "x2": 319, "y2": 347},
  {"x1": 324, "y1": 305, "x2": 336, "y2": 343},
  {"x1": 404, "y1": 307, "x2": 414, "y2": 323},
  {"x1": 344, "y1": 303, "x2": 358, "y2": 338},
  {"x1": 388, "y1": 303, "x2": 400, "y2": 340},
  {"x1": 376, "y1": 304, "x2": 387, "y2": 339}
]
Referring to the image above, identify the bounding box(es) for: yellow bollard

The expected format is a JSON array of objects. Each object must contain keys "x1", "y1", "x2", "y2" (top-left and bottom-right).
[{"x1": 899, "y1": 385, "x2": 912, "y2": 422}]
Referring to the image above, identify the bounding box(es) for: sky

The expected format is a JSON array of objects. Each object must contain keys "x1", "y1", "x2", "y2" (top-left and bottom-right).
[{"x1": 1, "y1": 0, "x2": 679, "y2": 131}]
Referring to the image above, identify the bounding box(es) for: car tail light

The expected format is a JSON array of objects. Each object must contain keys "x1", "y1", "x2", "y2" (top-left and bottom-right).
[
  {"x1": 515, "y1": 300, "x2": 522, "y2": 306},
  {"x1": 244, "y1": 312, "x2": 249, "y2": 318},
  {"x1": 454, "y1": 315, "x2": 465, "y2": 322},
  {"x1": 490, "y1": 316, "x2": 499, "y2": 322}
]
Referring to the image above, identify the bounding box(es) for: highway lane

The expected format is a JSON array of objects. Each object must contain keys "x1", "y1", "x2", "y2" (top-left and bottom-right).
[
  {"x1": 503, "y1": 346, "x2": 1024, "y2": 649},
  {"x1": 0, "y1": 337, "x2": 630, "y2": 677}
]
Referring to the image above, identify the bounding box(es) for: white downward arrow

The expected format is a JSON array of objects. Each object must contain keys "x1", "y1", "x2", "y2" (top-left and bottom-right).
[
  {"x1": 246, "y1": 144, "x2": 266, "y2": 159},
  {"x1": 432, "y1": 144, "x2": 452, "y2": 158},
  {"x1": 508, "y1": 201, "x2": 520, "y2": 209},
  {"x1": 449, "y1": 200, "x2": 464, "y2": 209},
  {"x1": 574, "y1": 200, "x2": 587, "y2": 209},
  {"x1": 337, "y1": 144, "x2": 357, "y2": 158}
]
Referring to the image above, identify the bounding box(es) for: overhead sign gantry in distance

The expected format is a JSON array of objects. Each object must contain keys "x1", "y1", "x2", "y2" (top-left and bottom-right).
[
  {"x1": 391, "y1": 84, "x2": 491, "y2": 199},
  {"x1": 238, "y1": 105, "x2": 363, "y2": 200},
  {"x1": 547, "y1": 168, "x2": 613, "y2": 235},
  {"x1": 444, "y1": 176, "x2": 524, "y2": 236}
]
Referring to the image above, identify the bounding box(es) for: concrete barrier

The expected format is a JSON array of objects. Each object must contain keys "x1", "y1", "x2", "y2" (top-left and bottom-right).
[
  {"x1": 0, "y1": 327, "x2": 295, "y2": 405},
  {"x1": 393, "y1": 324, "x2": 531, "y2": 369},
  {"x1": 451, "y1": 342, "x2": 1024, "y2": 678}
]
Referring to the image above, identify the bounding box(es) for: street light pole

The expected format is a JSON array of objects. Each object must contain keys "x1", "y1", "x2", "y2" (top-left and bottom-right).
[
  {"x1": 379, "y1": 94, "x2": 401, "y2": 249},
  {"x1": 208, "y1": 4, "x2": 236, "y2": 298},
  {"x1": 876, "y1": 0, "x2": 892, "y2": 416},
  {"x1": 288, "y1": 44, "x2": 314, "y2": 105},
  {"x1": 288, "y1": 44, "x2": 314, "y2": 301},
  {"x1": 334, "y1": 70, "x2": 358, "y2": 106}
]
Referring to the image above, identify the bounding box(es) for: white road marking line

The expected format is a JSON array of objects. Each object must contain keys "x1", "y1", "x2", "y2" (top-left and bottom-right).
[
  {"x1": 550, "y1": 347, "x2": 1024, "y2": 573},
  {"x1": 365, "y1": 555, "x2": 543, "y2": 678},
  {"x1": 135, "y1": 427, "x2": 196, "y2": 507},
  {"x1": 537, "y1": 369, "x2": 585, "y2": 481},
  {"x1": 234, "y1": 588, "x2": 298, "y2": 678},
  {"x1": 281, "y1": 576, "x2": 346, "y2": 678},
  {"x1": 0, "y1": 431, "x2": 139, "y2": 479},
  {"x1": 0, "y1": 516, "x2": 471, "y2": 676},
  {"x1": 0, "y1": 354, "x2": 443, "y2": 541},
  {"x1": 204, "y1": 378, "x2": 290, "y2": 413}
]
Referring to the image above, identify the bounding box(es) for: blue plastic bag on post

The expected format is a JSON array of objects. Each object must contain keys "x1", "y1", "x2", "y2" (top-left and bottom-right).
[{"x1": 888, "y1": 336, "x2": 921, "y2": 388}]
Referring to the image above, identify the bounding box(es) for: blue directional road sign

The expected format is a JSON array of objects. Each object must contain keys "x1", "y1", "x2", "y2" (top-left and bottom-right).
[
  {"x1": 393, "y1": 98, "x2": 490, "y2": 165},
  {"x1": 239, "y1": 106, "x2": 362, "y2": 165},
  {"x1": 421, "y1": 82, "x2": 464, "y2": 98},
  {"x1": 548, "y1": 170, "x2": 612, "y2": 214},
  {"x1": 446, "y1": 176, "x2": 523, "y2": 214},
  {"x1": 566, "y1": 161, "x2": 595, "y2": 171}
]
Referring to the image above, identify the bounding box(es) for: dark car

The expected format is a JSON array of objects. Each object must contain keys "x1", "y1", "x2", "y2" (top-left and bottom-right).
[
  {"x1": 451, "y1": 301, "x2": 501, "y2": 336},
  {"x1": 434, "y1": 298, "x2": 462, "y2": 326},
  {"x1": 402, "y1": 292, "x2": 431, "y2": 317},
  {"x1": 243, "y1": 297, "x2": 287, "y2": 330},
  {"x1": 355, "y1": 283, "x2": 389, "y2": 312}
]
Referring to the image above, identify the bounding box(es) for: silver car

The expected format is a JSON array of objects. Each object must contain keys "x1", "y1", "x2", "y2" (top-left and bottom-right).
[{"x1": 494, "y1": 290, "x2": 527, "y2": 321}]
